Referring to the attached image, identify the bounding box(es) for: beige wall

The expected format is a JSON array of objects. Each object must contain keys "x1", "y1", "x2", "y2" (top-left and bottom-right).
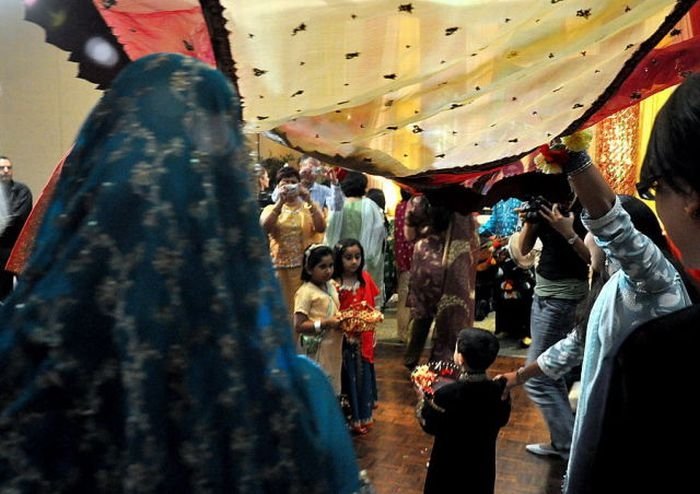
[{"x1": 0, "y1": 0, "x2": 101, "y2": 198}]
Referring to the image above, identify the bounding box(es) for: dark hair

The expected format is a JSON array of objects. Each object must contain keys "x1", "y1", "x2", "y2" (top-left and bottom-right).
[
  {"x1": 641, "y1": 73, "x2": 700, "y2": 196},
  {"x1": 431, "y1": 204, "x2": 452, "y2": 233},
  {"x1": 300, "y1": 244, "x2": 334, "y2": 282},
  {"x1": 619, "y1": 195, "x2": 667, "y2": 251},
  {"x1": 366, "y1": 188, "x2": 386, "y2": 211},
  {"x1": 456, "y1": 328, "x2": 499, "y2": 371},
  {"x1": 0, "y1": 156, "x2": 9, "y2": 161},
  {"x1": 620, "y1": 194, "x2": 700, "y2": 302},
  {"x1": 406, "y1": 195, "x2": 451, "y2": 234},
  {"x1": 340, "y1": 171, "x2": 367, "y2": 198},
  {"x1": 333, "y1": 238, "x2": 366, "y2": 286},
  {"x1": 400, "y1": 188, "x2": 412, "y2": 202},
  {"x1": 574, "y1": 269, "x2": 609, "y2": 341},
  {"x1": 276, "y1": 165, "x2": 300, "y2": 183}
]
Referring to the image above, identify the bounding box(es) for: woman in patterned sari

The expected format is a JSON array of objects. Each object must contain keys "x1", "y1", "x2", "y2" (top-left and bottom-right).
[{"x1": 0, "y1": 53, "x2": 367, "y2": 494}]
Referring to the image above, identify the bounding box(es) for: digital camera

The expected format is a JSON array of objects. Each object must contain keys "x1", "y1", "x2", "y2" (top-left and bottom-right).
[
  {"x1": 520, "y1": 196, "x2": 571, "y2": 223},
  {"x1": 282, "y1": 183, "x2": 299, "y2": 194},
  {"x1": 520, "y1": 196, "x2": 559, "y2": 223}
]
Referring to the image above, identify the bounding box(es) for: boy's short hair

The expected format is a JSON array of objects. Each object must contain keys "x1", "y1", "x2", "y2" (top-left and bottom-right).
[{"x1": 457, "y1": 328, "x2": 499, "y2": 371}]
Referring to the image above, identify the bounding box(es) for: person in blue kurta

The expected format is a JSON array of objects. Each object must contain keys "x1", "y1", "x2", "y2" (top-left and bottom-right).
[
  {"x1": 498, "y1": 138, "x2": 691, "y2": 494},
  {"x1": 589, "y1": 72, "x2": 700, "y2": 494},
  {"x1": 479, "y1": 197, "x2": 522, "y2": 237},
  {"x1": 0, "y1": 54, "x2": 369, "y2": 494}
]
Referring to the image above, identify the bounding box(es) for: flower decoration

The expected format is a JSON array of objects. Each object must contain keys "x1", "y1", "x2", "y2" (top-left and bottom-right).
[
  {"x1": 533, "y1": 143, "x2": 569, "y2": 174},
  {"x1": 339, "y1": 301, "x2": 384, "y2": 333},
  {"x1": 534, "y1": 128, "x2": 593, "y2": 174},
  {"x1": 411, "y1": 360, "x2": 463, "y2": 396},
  {"x1": 561, "y1": 129, "x2": 593, "y2": 152}
]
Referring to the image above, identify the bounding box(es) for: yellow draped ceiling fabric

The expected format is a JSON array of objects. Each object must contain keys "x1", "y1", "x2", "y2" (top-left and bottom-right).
[{"x1": 220, "y1": 0, "x2": 692, "y2": 177}]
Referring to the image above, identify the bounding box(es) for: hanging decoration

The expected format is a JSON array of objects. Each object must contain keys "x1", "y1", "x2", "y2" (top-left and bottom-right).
[
  {"x1": 595, "y1": 106, "x2": 640, "y2": 196},
  {"x1": 24, "y1": 0, "x2": 698, "y2": 179}
]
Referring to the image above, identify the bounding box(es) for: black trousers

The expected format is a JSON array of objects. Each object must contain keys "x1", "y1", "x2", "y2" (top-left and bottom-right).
[{"x1": 403, "y1": 317, "x2": 433, "y2": 369}]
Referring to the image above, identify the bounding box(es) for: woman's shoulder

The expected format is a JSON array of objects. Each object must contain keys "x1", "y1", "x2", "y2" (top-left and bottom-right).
[{"x1": 261, "y1": 203, "x2": 277, "y2": 216}]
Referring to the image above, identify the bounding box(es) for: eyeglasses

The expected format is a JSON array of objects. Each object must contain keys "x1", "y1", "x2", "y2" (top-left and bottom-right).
[{"x1": 635, "y1": 176, "x2": 658, "y2": 201}]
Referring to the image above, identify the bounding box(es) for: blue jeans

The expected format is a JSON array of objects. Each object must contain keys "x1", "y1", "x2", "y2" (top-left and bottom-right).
[{"x1": 525, "y1": 295, "x2": 578, "y2": 451}]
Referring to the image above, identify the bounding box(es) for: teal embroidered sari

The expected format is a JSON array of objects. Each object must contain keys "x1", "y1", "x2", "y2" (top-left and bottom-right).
[{"x1": 0, "y1": 54, "x2": 365, "y2": 494}]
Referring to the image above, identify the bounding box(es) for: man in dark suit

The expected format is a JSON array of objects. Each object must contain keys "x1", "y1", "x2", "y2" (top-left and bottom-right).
[{"x1": 0, "y1": 156, "x2": 32, "y2": 300}]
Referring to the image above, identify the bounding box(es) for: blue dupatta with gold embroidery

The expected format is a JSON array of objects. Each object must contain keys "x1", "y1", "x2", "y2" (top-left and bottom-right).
[{"x1": 0, "y1": 54, "x2": 363, "y2": 494}]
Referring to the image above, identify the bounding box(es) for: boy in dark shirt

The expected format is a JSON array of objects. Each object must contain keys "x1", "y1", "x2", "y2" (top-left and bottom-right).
[{"x1": 417, "y1": 328, "x2": 511, "y2": 494}]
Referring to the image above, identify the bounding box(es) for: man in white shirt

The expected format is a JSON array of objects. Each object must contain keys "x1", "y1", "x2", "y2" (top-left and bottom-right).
[{"x1": 273, "y1": 156, "x2": 344, "y2": 211}]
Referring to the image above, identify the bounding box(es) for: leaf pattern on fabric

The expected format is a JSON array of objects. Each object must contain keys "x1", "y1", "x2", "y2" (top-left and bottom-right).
[{"x1": 0, "y1": 53, "x2": 365, "y2": 494}]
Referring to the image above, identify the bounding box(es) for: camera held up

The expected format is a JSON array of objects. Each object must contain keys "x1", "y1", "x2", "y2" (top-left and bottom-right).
[{"x1": 519, "y1": 196, "x2": 569, "y2": 223}]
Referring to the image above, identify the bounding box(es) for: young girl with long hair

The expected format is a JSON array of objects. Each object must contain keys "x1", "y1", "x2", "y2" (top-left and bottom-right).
[
  {"x1": 333, "y1": 238, "x2": 380, "y2": 435},
  {"x1": 294, "y1": 244, "x2": 343, "y2": 394}
]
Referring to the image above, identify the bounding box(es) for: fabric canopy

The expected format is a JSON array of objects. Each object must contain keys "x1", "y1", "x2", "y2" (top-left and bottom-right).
[
  {"x1": 221, "y1": 0, "x2": 694, "y2": 177},
  {"x1": 25, "y1": 0, "x2": 700, "y2": 179}
]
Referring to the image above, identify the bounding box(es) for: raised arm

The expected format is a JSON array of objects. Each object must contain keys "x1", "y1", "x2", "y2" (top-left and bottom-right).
[
  {"x1": 299, "y1": 185, "x2": 326, "y2": 233},
  {"x1": 327, "y1": 169, "x2": 345, "y2": 212},
  {"x1": 559, "y1": 133, "x2": 674, "y2": 289},
  {"x1": 260, "y1": 199, "x2": 283, "y2": 234},
  {"x1": 518, "y1": 221, "x2": 539, "y2": 256},
  {"x1": 565, "y1": 153, "x2": 616, "y2": 220}
]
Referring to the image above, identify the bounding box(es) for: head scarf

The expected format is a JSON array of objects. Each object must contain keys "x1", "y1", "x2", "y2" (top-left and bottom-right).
[{"x1": 0, "y1": 54, "x2": 361, "y2": 493}]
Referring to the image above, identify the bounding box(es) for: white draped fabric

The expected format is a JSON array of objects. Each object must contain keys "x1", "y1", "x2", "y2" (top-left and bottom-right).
[
  {"x1": 221, "y1": 0, "x2": 689, "y2": 175},
  {"x1": 91, "y1": 0, "x2": 692, "y2": 176}
]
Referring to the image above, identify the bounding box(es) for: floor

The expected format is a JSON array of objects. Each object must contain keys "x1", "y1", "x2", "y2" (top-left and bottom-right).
[
  {"x1": 374, "y1": 307, "x2": 529, "y2": 359},
  {"x1": 353, "y1": 343, "x2": 566, "y2": 494}
]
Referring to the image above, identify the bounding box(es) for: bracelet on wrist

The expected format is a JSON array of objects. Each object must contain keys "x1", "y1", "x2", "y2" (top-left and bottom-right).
[
  {"x1": 566, "y1": 234, "x2": 578, "y2": 245},
  {"x1": 565, "y1": 150, "x2": 593, "y2": 176},
  {"x1": 515, "y1": 366, "x2": 526, "y2": 385},
  {"x1": 313, "y1": 320, "x2": 322, "y2": 333}
]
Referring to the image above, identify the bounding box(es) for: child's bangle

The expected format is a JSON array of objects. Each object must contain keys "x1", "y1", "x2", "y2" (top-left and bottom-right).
[{"x1": 314, "y1": 320, "x2": 322, "y2": 333}]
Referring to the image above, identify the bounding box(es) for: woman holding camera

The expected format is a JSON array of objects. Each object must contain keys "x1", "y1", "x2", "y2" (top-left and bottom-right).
[
  {"x1": 516, "y1": 178, "x2": 591, "y2": 461},
  {"x1": 261, "y1": 165, "x2": 325, "y2": 324}
]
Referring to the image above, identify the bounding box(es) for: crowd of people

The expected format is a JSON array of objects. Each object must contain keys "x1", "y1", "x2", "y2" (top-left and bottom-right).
[{"x1": 1, "y1": 50, "x2": 699, "y2": 494}]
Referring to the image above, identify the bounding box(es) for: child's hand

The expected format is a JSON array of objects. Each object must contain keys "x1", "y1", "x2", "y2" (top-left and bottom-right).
[{"x1": 494, "y1": 372, "x2": 518, "y2": 400}]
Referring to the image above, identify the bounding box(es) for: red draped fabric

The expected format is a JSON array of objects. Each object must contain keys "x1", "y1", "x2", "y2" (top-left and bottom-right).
[{"x1": 6, "y1": 151, "x2": 69, "y2": 274}]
